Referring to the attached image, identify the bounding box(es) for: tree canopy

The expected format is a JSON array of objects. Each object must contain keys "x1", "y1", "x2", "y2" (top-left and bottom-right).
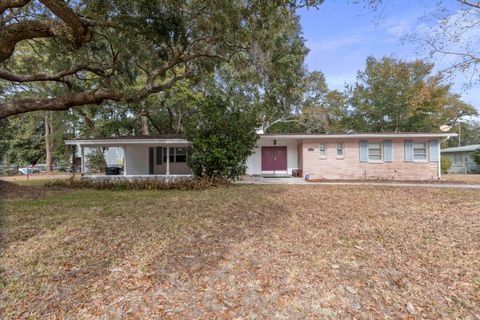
[
  {"x1": 346, "y1": 56, "x2": 477, "y2": 132},
  {"x1": 0, "y1": 0, "x2": 322, "y2": 119}
]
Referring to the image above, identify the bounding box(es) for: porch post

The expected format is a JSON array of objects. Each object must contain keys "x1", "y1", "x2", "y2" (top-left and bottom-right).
[
  {"x1": 123, "y1": 146, "x2": 127, "y2": 176},
  {"x1": 166, "y1": 146, "x2": 170, "y2": 176},
  {"x1": 80, "y1": 145, "x2": 85, "y2": 175},
  {"x1": 71, "y1": 144, "x2": 76, "y2": 179}
]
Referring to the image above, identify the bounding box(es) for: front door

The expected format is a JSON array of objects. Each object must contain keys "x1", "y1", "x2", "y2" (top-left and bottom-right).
[{"x1": 261, "y1": 146, "x2": 287, "y2": 172}]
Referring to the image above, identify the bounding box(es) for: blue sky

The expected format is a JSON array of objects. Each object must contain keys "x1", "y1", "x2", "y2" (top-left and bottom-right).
[{"x1": 298, "y1": 0, "x2": 480, "y2": 112}]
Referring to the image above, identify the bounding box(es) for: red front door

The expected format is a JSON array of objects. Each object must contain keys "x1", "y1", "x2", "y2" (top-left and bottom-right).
[{"x1": 261, "y1": 146, "x2": 287, "y2": 172}]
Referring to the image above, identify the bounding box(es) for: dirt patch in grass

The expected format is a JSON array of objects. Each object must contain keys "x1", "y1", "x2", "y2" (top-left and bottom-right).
[
  {"x1": 0, "y1": 172, "x2": 72, "y2": 182},
  {"x1": 0, "y1": 180, "x2": 70, "y2": 200},
  {"x1": 1, "y1": 185, "x2": 479, "y2": 319}
]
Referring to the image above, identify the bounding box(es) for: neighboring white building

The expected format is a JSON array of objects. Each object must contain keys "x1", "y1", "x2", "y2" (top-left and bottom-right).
[{"x1": 441, "y1": 144, "x2": 480, "y2": 174}]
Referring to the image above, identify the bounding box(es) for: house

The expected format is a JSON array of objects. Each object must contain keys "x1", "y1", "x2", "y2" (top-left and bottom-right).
[
  {"x1": 441, "y1": 144, "x2": 480, "y2": 174},
  {"x1": 65, "y1": 132, "x2": 455, "y2": 181}
]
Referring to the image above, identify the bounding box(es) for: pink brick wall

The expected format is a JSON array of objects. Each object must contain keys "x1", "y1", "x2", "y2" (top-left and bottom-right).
[{"x1": 301, "y1": 138, "x2": 439, "y2": 180}]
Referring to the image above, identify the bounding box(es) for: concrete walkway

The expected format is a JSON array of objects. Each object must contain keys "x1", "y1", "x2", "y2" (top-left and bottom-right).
[{"x1": 237, "y1": 177, "x2": 480, "y2": 189}]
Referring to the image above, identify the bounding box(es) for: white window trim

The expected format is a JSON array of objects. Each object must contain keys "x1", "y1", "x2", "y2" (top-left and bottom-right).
[
  {"x1": 367, "y1": 142, "x2": 383, "y2": 163},
  {"x1": 163, "y1": 147, "x2": 188, "y2": 163},
  {"x1": 319, "y1": 143, "x2": 327, "y2": 159},
  {"x1": 412, "y1": 141, "x2": 428, "y2": 162},
  {"x1": 336, "y1": 142, "x2": 344, "y2": 159}
]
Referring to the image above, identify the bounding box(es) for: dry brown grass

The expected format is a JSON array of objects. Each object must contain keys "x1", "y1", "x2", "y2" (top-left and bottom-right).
[
  {"x1": 0, "y1": 172, "x2": 72, "y2": 182},
  {"x1": 1, "y1": 183, "x2": 479, "y2": 319},
  {"x1": 443, "y1": 174, "x2": 480, "y2": 184}
]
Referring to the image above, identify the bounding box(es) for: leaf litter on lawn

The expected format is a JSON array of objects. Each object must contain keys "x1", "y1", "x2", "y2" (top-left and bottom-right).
[{"x1": 1, "y1": 185, "x2": 479, "y2": 319}]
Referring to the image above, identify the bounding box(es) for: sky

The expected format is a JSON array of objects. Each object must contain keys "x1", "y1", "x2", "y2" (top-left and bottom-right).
[{"x1": 298, "y1": 0, "x2": 480, "y2": 112}]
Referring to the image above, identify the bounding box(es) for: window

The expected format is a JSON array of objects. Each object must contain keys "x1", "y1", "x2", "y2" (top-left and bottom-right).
[
  {"x1": 161, "y1": 147, "x2": 188, "y2": 163},
  {"x1": 336, "y1": 143, "x2": 344, "y2": 158},
  {"x1": 319, "y1": 143, "x2": 327, "y2": 158},
  {"x1": 413, "y1": 142, "x2": 427, "y2": 161},
  {"x1": 368, "y1": 142, "x2": 382, "y2": 161},
  {"x1": 162, "y1": 147, "x2": 175, "y2": 163},
  {"x1": 175, "y1": 147, "x2": 187, "y2": 162},
  {"x1": 155, "y1": 147, "x2": 163, "y2": 165}
]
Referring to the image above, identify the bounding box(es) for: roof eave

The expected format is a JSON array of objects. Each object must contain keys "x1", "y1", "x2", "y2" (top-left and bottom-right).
[
  {"x1": 260, "y1": 133, "x2": 457, "y2": 139},
  {"x1": 65, "y1": 139, "x2": 190, "y2": 146}
]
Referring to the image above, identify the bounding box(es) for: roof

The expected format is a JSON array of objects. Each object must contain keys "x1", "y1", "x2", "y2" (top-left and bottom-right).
[
  {"x1": 261, "y1": 132, "x2": 456, "y2": 139},
  {"x1": 66, "y1": 134, "x2": 185, "y2": 141},
  {"x1": 65, "y1": 134, "x2": 188, "y2": 146},
  {"x1": 65, "y1": 132, "x2": 456, "y2": 146},
  {"x1": 441, "y1": 144, "x2": 480, "y2": 153}
]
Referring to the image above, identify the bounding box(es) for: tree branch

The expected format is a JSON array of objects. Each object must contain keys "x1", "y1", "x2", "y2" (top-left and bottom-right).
[
  {"x1": 145, "y1": 112, "x2": 163, "y2": 134},
  {"x1": 0, "y1": 0, "x2": 30, "y2": 15},
  {"x1": 0, "y1": 20, "x2": 60, "y2": 62},
  {"x1": 263, "y1": 116, "x2": 306, "y2": 131},
  {"x1": 0, "y1": 89, "x2": 122, "y2": 119},
  {"x1": 39, "y1": 0, "x2": 91, "y2": 48},
  {"x1": 0, "y1": 68, "x2": 188, "y2": 118},
  {"x1": 458, "y1": 0, "x2": 480, "y2": 9},
  {"x1": 0, "y1": 0, "x2": 91, "y2": 62},
  {"x1": 0, "y1": 65, "x2": 107, "y2": 83}
]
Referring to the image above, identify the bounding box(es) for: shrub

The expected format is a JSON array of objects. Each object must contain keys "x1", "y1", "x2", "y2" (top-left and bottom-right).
[
  {"x1": 441, "y1": 156, "x2": 452, "y2": 174},
  {"x1": 44, "y1": 177, "x2": 230, "y2": 191},
  {"x1": 185, "y1": 94, "x2": 258, "y2": 180}
]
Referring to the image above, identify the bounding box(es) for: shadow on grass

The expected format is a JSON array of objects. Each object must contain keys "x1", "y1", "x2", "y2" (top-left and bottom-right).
[{"x1": 1, "y1": 184, "x2": 292, "y2": 318}]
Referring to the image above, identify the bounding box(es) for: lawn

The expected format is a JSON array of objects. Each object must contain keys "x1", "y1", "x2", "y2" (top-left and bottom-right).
[
  {"x1": 443, "y1": 174, "x2": 480, "y2": 184},
  {"x1": 1, "y1": 182, "x2": 479, "y2": 319}
]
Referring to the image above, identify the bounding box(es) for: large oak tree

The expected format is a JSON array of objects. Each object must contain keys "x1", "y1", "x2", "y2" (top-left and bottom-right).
[{"x1": 0, "y1": 0, "x2": 321, "y2": 119}]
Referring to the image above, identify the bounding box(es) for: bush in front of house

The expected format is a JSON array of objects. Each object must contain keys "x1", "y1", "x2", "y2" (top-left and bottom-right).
[
  {"x1": 185, "y1": 94, "x2": 258, "y2": 180},
  {"x1": 44, "y1": 177, "x2": 230, "y2": 190},
  {"x1": 441, "y1": 156, "x2": 452, "y2": 174}
]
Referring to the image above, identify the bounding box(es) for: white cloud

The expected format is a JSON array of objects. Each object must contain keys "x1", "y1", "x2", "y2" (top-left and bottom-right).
[
  {"x1": 307, "y1": 34, "x2": 367, "y2": 52},
  {"x1": 325, "y1": 73, "x2": 357, "y2": 91},
  {"x1": 386, "y1": 19, "x2": 413, "y2": 37}
]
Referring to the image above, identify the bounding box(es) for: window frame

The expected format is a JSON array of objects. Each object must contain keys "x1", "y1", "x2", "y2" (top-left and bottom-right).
[
  {"x1": 336, "y1": 142, "x2": 344, "y2": 159},
  {"x1": 412, "y1": 141, "x2": 428, "y2": 162},
  {"x1": 175, "y1": 147, "x2": 187, "y2": 163},
  {"x1": 160, "y1": 146, "x2": 188, "y2": 164},
  {"x1": 367, "y1": 142, "x2": 383, "y2": 162},
  {"x1": 319, "y1": 143, "x2": 327, "y2": 159}
]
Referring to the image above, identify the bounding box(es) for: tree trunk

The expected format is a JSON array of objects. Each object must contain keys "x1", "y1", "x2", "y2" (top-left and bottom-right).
[
  {"x1": 140, "y1": 108, "x2": 150, "y2": 135},
  {"x1": 167, "y1": 106, "x2": 174, "y2": 133},
  {"x1": 44, "y1": 111, "x2": 53, "y2": 171},
  {"x1": 76, "y1": 110, "x2": 107, "y2": 170}
]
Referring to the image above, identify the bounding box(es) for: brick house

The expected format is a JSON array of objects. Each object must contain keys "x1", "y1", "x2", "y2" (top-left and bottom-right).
[
  {"x1": 66, "y1": 132, "x2": 455, "y2": 181},
  {"x1": 246, "y1": 133, "x2": 455, "y2": 180}
]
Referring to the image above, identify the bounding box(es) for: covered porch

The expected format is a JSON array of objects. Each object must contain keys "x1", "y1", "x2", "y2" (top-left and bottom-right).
[{"x1": 65, "y1": 135, "x2": 193, "y2": 179}]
